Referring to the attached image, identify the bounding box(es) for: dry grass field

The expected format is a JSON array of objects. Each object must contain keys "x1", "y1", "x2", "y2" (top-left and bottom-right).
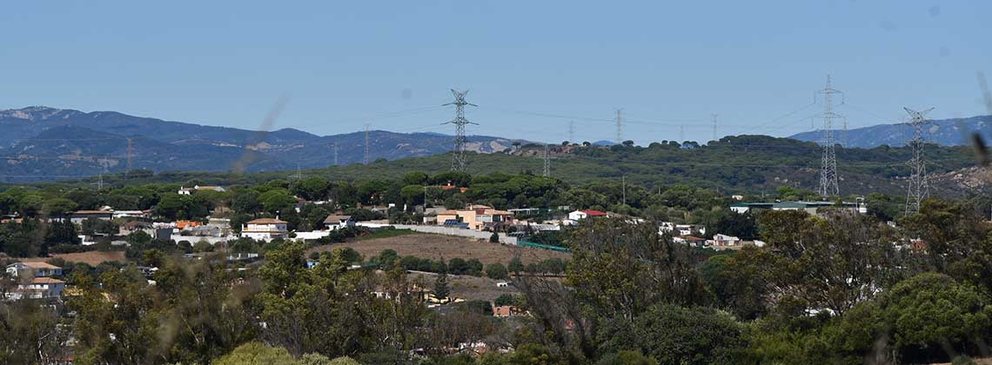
[{"x1": 307, "y1": 233, "x2": 569, "y2": 266}]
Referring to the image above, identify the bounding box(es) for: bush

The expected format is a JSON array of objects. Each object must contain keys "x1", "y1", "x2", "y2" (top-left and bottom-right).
[
  {"x1": 598, "y1": 304, "x2": 745, "y2": 365},
  {"x1": 48, "y1": 243, "x2": 91, "y2": 254},
  {"x1": 485, "y1": 263, "x2": 509, "y2": 280},
  {"x1": 494, "y1": 294, "x2": 515, "y2": 306},
  {"x1": 596, "y1": 351, "x2": 658, "y2": 365}
]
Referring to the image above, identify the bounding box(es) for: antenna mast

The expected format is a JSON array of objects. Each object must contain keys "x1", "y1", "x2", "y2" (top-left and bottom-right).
[{"x1": 443, "y1": 89, "x2": 478, "y2": 171}]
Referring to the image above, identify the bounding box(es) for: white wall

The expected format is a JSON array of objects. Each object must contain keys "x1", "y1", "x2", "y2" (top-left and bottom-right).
[{"x1": 357, "y1": 223, "x2": 518, "y2": 245}]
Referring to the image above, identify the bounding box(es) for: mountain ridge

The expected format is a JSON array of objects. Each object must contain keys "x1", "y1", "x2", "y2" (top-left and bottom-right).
[
  {"x1": 0, "y1": 106, "x2": 526, "y2": 182},
  {"x1": 789, "y1": 114, "x2": 992, "y2": 148}
]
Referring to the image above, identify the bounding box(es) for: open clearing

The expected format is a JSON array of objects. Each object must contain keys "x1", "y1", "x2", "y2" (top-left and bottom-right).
[
  {"x1": 24, "y1": 251, "x2": 127, "y2": 266},
  {"x1": 308, "y1": 233, "x2": 570, "y2": 266},
  {"x1": 408, "y1": 272, "x2": 520, "y2": 302}
]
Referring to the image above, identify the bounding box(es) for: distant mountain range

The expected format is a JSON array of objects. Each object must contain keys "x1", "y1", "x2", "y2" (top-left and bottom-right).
[
  {"x1": 0, "y1": 106, "x2": 526, "y2": 182},
  {"x1": 790, "y1": 114, "x2": 992, "y2": 148}
]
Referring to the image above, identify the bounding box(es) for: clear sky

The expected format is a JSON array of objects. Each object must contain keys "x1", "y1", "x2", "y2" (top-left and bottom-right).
[{"x1": 1, "y1": 1, "x2": 990, "y2": 144}]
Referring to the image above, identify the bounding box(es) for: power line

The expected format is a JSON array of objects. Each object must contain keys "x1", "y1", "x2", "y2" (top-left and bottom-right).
[
  {"x1": 442, "y1": 89, "x2": 477, "y2": 172},
  {"x1": 905, "y1": 107, "x2": 934, "y2": 215}
]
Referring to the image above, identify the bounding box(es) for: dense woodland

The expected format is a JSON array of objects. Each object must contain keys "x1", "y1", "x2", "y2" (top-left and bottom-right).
[{"x1": 1, "y1": 165, "x2": 992, "y2": 364}]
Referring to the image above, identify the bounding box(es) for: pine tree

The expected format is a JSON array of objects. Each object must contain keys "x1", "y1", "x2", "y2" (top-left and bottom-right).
[{"x1": 433, "y1": 262, "x2": 450, "y2": 302}]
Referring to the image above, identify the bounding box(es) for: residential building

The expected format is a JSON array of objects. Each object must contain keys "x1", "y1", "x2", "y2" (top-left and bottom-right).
[
  {"x1": 5, "y1": 277, "x2": 66, "y2": 300},
  {"x1": 492, "y1": 305, "x2": 525, "y2": 318},
  {"x1": 323, "y1": 214, "x2": 355, "y2": 230},
  {"x1": 69, "y1": 209, "x2": 114, "y2": 224},
  {"x1": 658, "y1": 222, "x2": 706, "y2": 237},
  {"x1": 673, "y1": 235, "x2": 707, "y2": 247},
  {"x1": 178, "y1": 185, "x2": 227, "y2": 195},
  {"x1": 730, "y1": 200, "x2": 867, "y2": 215},
  {"x1": 241, "y1": 218, "x2": 289, "y2": 241},
  {"x1": 435, "y1": 205, "x2": 514, "y2": 231},
  {"x1": 567, "y1": 210, "x2": 607, "y2": 221},
  {"x1": 112, "y1": 210, "x2": 150, "y2": 219},
  {"x1": 6, "y1": 261, "x2": 63, "y2": 278},
  {"x1": 709, "y1": 234, "x2": 742, "y2": 247}
]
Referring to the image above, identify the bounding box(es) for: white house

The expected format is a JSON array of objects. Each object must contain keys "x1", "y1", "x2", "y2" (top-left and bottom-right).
[
  {"x1": 6, "y1": 277, "x2": 65, "y2": 300},
  {"x1": 241, "y1": 218, "x2": 289, "y2": 242},
  {"x1": 179, "y1": 185, "x2": 227, "y2": 195},
  {"x1": 322, "y1": 214, "x2": 355, "y2": 230},
  {"x1": 710, "y1": 234, "x2": 742, "y2": 247},
  {"x1": 6, "y1": 262, "x2": 63, "y2": 278},
  {"x1": 567, "y1": 210, "x2": 607, "y2": 221}
]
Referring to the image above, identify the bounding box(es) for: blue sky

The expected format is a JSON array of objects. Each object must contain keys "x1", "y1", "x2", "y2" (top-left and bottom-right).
[{"x1": 1, "y1": 1, "x2": 989, "y2": 144}]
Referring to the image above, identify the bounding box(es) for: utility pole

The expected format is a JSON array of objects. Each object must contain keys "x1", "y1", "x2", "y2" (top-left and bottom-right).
[
  {"x1": 904, "y1": 107, "x2": 934, "y2": 215},
  {"x1": 816, "y1": 75, "x2": 843, "y2": 198},
  {"x1": 442, "y1": 89, "x2": 478, "y2": 171},
  {"x1": 364, "y1": 124, "x2": 370, "y2": 165},
  {"x1": 542, "y1": 144, "x2": 551, "y2": 177},
  {"x1": 615, "y1": 109, "x2": 623, "y2": 144}
]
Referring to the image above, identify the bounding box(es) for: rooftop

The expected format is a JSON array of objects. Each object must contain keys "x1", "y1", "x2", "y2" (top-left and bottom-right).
[
  {"x1": 247, "y1": 218, "x2": 288, "y2": 224},
  {"x1": 10, "y1": 261, "x2": 61, "y2": 270},
  {"x1": 580, "y1": 209, "x2": 607, "y2": 216},
  {"x1": 323, "y1": 214, "x2": 353, "y2": 224},
  {"x1": 31, "y1": 277, "x2": 65, "y2": 284}
]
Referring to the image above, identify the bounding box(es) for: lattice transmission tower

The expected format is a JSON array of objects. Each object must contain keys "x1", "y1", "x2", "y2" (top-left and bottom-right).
[
  {"x1": 816, "y1": 75, "x2": 844, "y2": 197},
  {"x1": 443, "y1": 89, "x2": 477, "y2": 171},
  {"x1": 615, "y1": 109, "x2": 623, "y2": 144},
  {"x1": 542, "y1": 144, "x2": 551, "y2": 177},
  {"x1": 904, "y1": 107, "x2": 934, "y2": 215},
  {"x1": 364, "y1": 124, "x2": 370, "y2": 165}
]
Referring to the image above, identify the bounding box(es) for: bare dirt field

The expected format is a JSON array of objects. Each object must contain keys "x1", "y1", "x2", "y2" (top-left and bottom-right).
[
  {"x1": 308, "y1": 233, "x2": 570, "y2": 266},
  {"x1": 24, "y1": 251, "x2": 127, "y2": 266}
]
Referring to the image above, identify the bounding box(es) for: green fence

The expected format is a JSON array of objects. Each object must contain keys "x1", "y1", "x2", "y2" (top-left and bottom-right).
[{"x1": 517, "y1": 240, "x2": 571, "y2": 253}]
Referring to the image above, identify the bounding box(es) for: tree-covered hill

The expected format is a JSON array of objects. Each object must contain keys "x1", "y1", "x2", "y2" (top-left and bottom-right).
[
  {"x1": 292, "y1": 135, "x2": 979, "y2": 197},
  {"x1": 4, "y1": 135, "x2": 982, "y2": 199}
]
